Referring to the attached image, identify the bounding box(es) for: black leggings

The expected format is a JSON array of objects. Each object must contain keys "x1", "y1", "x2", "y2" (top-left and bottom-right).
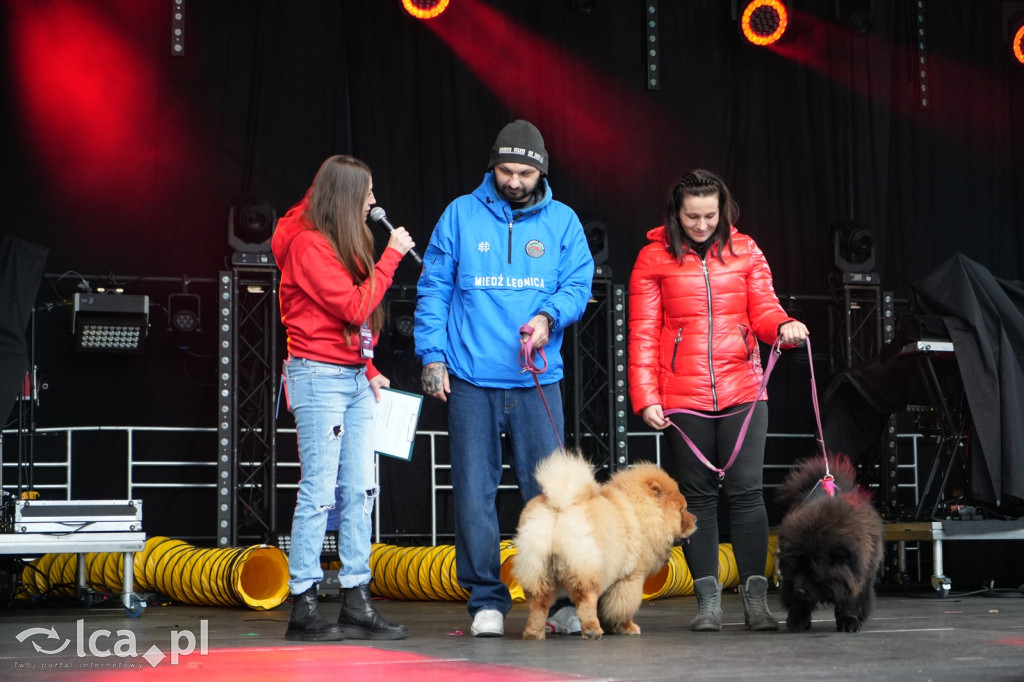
[{"x1": 662, "y1": 401, "x2": 769, "y2": 583}]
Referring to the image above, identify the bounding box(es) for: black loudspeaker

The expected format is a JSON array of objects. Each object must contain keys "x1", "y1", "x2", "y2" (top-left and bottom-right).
[{"x1": 228, "y1": 197, "x2": 276, "y2": 253}]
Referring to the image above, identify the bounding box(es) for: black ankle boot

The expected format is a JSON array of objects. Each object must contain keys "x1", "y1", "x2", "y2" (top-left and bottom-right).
[
  {"x1": 285, "y1": 584, "x2": 346, "y2": 642},
  {"x1": 337, "y1": 584, "x2": 409, "y2": 640}
]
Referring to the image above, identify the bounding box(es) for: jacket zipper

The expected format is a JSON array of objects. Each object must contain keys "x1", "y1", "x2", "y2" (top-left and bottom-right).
[
  {"x1": 507, "y1": 219, "x2": 513, "y2": 264},
  {"x1": 671, "y1": 329, "x2": 683, "y2": 372},
  {"x1": 502, "y1": 198, "x2": 544, "y2": 265},
  {"x1": 701, "y1": 255, "x2": 718, "y2": 411}
]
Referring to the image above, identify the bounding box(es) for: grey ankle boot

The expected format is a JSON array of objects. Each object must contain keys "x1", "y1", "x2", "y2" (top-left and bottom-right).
[
  {"x1": 739, "y1": 575, "x2": 779, "y2": 631},
  {"x1": 690, "y1": 576, "x2": 723, "y2": 631}
]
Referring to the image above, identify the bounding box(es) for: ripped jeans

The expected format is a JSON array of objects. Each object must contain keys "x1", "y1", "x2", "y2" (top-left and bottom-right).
[{"x1": 283, "y1": 356, "x2": 377, "y2": 594}]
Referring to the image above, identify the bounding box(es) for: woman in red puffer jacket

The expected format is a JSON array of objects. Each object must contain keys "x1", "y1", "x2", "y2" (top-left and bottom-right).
[{"x1": 628, "y1": 169, "x2": 808, "y2": 634}]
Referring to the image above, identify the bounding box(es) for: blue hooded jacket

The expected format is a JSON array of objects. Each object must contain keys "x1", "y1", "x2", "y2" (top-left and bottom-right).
[{"x1": 414, "y1": 172, "x2": 594, "y2": 388}]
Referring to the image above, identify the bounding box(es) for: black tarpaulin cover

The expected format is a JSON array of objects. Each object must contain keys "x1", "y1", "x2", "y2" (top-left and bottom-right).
[
  {"x1": 0, "y1": 235, "x2": 49, "y2": 422},
  {"x1": 911, "y1": 253, "x2": 1024, "y2": 506}
]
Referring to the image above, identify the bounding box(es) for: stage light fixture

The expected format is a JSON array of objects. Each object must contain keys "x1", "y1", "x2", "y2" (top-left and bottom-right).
[
  {"x1": 169, "y1": 293, "x2": 201, "y2": 333},
  {"x1": 386, "y1": 294, "x2": 417, "y2": 355},
  {"x1": 170, "y1": 0, "x2": 185, "y2": 57},
  {"x1": 646, "y1": 1, "x2": 660, "y2": 91},
  {"x1": 72, "y1": 292, "x2": 150, "y2": 352},
  {"x1": 394, "y1": 314, "x2": 415, "y2": 338},
  {"x1": 739, "y1": 0, "x2": 789, "y2": 46},
  {"x1": 559, "y1": 0, "x2": 597, "y2": 13},
  {"x1": 836, "y1": 0, "x2": 873, "y2": 34},
  {"x1": 1007, "y1": 7, "x2": 1024, "y2": 65},
  {"x1": 402, "y1": 0, "x2": 450, "y2": 20},
  {"x1": 583, "y1": 220, "x2": 609, "y2": 266},
  {"x1": 228, "y1": 196, "x2": 276, "y2": 253},
  {"x1": 832, "y1": 219, "x2": 876, "y2": 277}
]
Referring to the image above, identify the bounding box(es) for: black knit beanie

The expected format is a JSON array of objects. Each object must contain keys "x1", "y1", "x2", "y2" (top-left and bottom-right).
[{"x1": 487, "y1": 120, "x2": 548, "y2": 175}]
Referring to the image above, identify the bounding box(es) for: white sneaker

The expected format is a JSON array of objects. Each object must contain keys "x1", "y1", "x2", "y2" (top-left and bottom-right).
[
  {"x1": 545, "y1": 605, "x2": 581, "y2": 635},
  {"x1": 471, "y1": 608, "x2": 504, "y2": 637}
]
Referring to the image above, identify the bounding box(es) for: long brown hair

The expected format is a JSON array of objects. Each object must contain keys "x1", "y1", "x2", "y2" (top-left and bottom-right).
[
  {"x1": 664, "y1": 169, "x2": 739, "y2": 263},
  {"x1": 304, "y1": 155, "x2": 385, "y2": 339}
]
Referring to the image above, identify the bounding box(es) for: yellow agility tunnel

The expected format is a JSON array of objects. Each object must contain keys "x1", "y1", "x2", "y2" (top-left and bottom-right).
[
  {"x1": 364, "y1": 536, "x2": 778, "y2": 602},
  {"x1": 19, "y1": 536, "x2": 291, "y2": 610},
  {"x1": 21, "y1": 535, "x2": 776, "y2": 609}
]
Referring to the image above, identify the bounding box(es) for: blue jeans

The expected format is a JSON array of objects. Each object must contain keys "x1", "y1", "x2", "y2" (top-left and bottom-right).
[
  {"x1": 447, "y1": 375, "x2": 565, "y2": 617},
  {"x1": 283, "y1": 356, "x2": 377, "y2": 594}
]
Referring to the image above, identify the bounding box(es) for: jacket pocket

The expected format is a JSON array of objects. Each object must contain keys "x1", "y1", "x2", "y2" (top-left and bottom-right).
[
  {"x1": 738, "y1": 324, "x2": 755, "y2": 362},
  {"x1": 670, "y1": 328, "x2": 683, "y2": 373}
]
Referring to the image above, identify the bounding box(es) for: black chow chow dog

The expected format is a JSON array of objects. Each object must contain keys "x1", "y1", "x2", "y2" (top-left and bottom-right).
[{"x1": 776, "y1": 454, "x2": 884, "y2": 633}]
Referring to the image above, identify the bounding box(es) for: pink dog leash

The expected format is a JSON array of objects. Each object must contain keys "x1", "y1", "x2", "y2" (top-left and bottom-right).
[
  {"x1": 803, "y1": 338, "x2": 836, "y2": 497},
  {"x1": 661, "y1": 339, "x2": 783, "y2": 479},
  {"x1": 662, "y1": 338, "x2": 835, "y2": 493}
]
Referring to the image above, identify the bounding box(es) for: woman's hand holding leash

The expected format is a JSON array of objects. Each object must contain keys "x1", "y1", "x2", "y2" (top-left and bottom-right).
[
  {"x1": 641, "y1": 404, "x2": 671, "y2": 430},
  {"x1": 778, "y1": 320, "x2": 810, "y2": 347}
]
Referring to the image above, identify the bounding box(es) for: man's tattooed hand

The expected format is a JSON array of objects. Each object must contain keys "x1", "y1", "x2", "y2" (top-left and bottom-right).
[{"x1": 421, "y1": 362, "x2": 448, "y2": 398}]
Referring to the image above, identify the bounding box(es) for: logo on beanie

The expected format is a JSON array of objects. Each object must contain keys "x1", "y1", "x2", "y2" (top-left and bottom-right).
[
  {"x1": 525, "y1": 240, "x2": 545, "y2": 258},
  {"x1": 497, "y1": 146, "x2": 545, "y2": 166}
]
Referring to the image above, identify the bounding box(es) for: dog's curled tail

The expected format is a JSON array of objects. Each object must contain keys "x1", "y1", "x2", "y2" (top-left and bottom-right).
[
  {"x1": 777, "y1": 453, "x2": 860, "y2": 508},
  {"x1": 534, "y1": 450, "x2": 600, "y2": 510}
]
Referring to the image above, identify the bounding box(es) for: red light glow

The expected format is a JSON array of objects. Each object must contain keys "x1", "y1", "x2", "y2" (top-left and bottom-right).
[
  {"x1": 416, "y1": 0, "x2": 678, "y2": 198},
  {"x1": 770, "y1": 9, "x2": 1008, "y2": 157},
  {"x1": 7, "y1": 1, "x2": 187, "y2": 209},
  {"x1": 1013, "y1": 23, "x2": 1024, "y2": 64},
  {"x1": 80, "y1": 644, "x2": 580, "y2": 681}
]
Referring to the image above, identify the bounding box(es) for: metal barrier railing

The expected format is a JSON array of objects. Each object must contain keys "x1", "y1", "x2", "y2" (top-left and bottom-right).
[{"x1": 2, "y1": 426, "x2": 921, "y2": 544}]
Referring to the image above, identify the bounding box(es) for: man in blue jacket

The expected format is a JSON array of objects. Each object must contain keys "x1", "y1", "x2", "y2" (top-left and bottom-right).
[{"x1": 415, "y1": 120, "x2": 595, "y2": 637}]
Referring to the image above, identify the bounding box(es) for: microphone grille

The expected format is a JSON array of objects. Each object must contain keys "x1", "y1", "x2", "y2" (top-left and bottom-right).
[{"x1": 368, "y1": 206, "x2": 386, "y2": 222}]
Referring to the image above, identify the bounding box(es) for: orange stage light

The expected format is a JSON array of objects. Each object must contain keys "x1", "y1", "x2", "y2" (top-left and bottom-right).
[
  {"x1": 1013, "y1": 21, "x2": 1024, "y2": 64},
  {"x1": 740, "y1": 0, "x2": 789, "y2": 47},
  {"x1": 402, "y1": 0, "x2": 450, "y2": 20}
]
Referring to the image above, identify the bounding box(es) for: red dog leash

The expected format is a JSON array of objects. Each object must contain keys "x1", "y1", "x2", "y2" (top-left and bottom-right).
[{"x1": 519, "y1": 323, "x2": 565, "y2": 453}]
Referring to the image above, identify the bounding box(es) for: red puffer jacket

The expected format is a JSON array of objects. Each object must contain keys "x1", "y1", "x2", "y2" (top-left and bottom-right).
[{"x1": 628, "y1": 225, "x2": 793, "y2": 414}]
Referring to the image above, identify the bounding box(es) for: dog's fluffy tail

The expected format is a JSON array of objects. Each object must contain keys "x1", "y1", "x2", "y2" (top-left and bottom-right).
[
  {"x1": 777, "y1": 453, "x2": 859, "y2": 509},
  {"x1": 534, "y1": 450, "x2": 600, "y2": 510}
]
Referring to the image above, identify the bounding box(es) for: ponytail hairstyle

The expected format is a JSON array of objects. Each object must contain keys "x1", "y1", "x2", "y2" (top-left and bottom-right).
[
  {"x1": 304, "y1": 155, "x2": 385, "y2": 339},
  {"x1": 664, "y1": 169, "x2": 739, "y2": 263}
]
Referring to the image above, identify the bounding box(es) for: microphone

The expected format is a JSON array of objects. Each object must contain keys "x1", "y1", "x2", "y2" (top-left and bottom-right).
[{"x1": 368, "y1": 207, "x2": 422, "y2": 264}]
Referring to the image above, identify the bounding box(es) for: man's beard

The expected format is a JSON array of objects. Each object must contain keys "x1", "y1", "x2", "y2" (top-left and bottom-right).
[
  {"x1": 498, "y1": 179, "x2": 541, "y2": 207},
  {"x1": 499, "y1": 184, "x2": 532, "y2": 203}
]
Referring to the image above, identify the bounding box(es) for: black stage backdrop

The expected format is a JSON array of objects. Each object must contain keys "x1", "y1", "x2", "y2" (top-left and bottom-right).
[{"x1": 1, "y1": 1, "x2": 1022, "y2": 546}]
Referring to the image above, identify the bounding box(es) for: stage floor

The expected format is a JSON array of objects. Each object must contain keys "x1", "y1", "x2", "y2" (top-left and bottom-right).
[{"x1": 2, "y1": 587, "x2": 1023, "y2": 681}]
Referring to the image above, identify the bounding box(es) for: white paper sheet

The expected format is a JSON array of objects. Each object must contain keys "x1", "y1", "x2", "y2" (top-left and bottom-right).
[{"x1": 372, "y1": 387, "x2": 423, "y2": 461}]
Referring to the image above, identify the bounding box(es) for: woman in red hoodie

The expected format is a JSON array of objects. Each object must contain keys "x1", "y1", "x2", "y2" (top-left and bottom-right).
[
  {"x1": 628, "y1": 169, "x2": 808, "y2": 633},
  {"x1": 272, "y1": 155, "x2": 415, "y2": 642}
]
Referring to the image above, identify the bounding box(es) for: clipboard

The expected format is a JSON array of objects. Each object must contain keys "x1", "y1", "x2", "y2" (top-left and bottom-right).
[{"x1": 372, "y1": 387, "x2": 423, "y2": 461}]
